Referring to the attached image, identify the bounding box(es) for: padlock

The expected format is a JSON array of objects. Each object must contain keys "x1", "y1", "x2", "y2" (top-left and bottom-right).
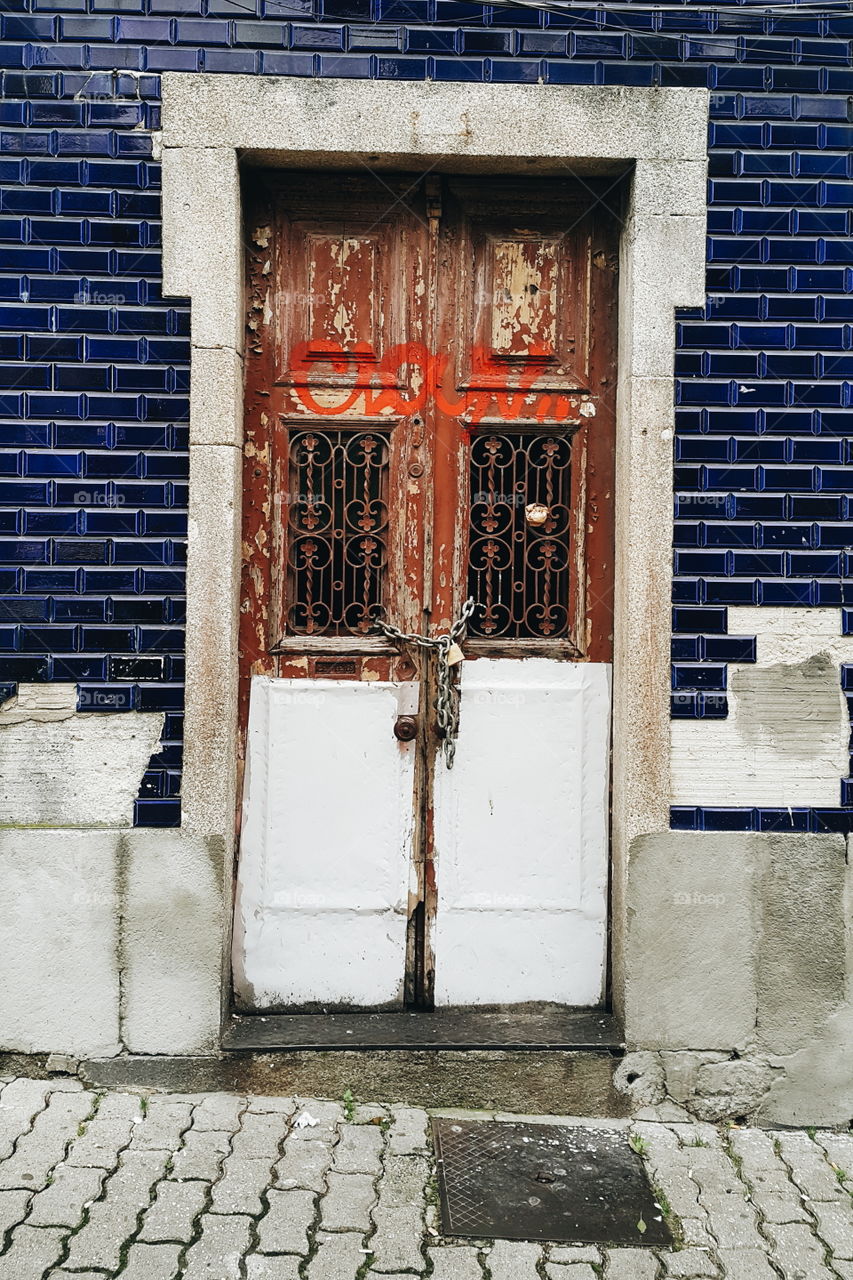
[{"x1": 446, "y1": 642, "x2": 465, "y2": 666}]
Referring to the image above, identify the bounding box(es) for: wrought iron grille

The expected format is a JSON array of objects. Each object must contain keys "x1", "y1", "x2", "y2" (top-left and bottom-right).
[
  {"x1": 467, "y1": 430, "x2": 572, "y2": 639},
  {"x1": 286, "y1": 428, "x2": 390, "y2": 635}
]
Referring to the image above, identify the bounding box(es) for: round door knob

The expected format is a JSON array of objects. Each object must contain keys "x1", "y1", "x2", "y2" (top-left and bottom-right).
[{"x1": 393, "y1": 715, "x2": 418, "y2": 742}]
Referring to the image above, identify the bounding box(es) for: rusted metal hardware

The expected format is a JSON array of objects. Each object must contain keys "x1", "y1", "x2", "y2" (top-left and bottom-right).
[
  {"x1": 393, "y1": 715, "x2": 419, "y2": 742},
  {"x1": 468, "y1": 431, "x2": 572, "y2": 640},
  {"x1": 373, "y1": 598, "x2": 480, "y2": 769},
  {"x1": 286, "y1": 429, "x2": 390, "y2": 636}
]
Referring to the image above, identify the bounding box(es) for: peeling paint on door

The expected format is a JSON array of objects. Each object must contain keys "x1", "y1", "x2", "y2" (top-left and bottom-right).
[{"x1": 236, "y1": 173, "x2": 619, "y2": 1010}]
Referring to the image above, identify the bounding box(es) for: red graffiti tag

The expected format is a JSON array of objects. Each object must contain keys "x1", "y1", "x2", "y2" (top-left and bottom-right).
[{"x1": 286, "y1": 341, "x2": 588, "y2": 425}]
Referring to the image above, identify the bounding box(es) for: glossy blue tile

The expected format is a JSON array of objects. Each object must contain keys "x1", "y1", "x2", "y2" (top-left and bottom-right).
[
  {"x1": 704, "y1": 579, "x2": 759, "y2": 604},
  {"x1": 816, "y1": 524, "x2": 853, "y2": 548},
  {"x1": 0, "y1": 596, "x2": 49, "y2": 621},
  {"x1": 358, "y1": 48, "x2": 416, "y2": 78},
  {"x1": 759, "y1": 579, "x2": 815, "y2": 605},
  {"x1": 136, "y1": 683, "x2": 183, "y2": 711},
  {"x1": 761, "y1": 522, "x2": 812, "y2": 548},
  {"x1": 813, "y1": 810, "x2": 853, "y2": 834},
  {"x1": 792, "y1": 438, "x2": 843, "y2": 463},
  {"x1": 24, "y1": 511, "x2": 79, "y2": 535},
  {"x1": 110, "y1": 655, "x2": 164, "y2": 680},
  {"x1": 671, "y1": 635, "x2": 700, "y2": 661},
  {"x1": 732, "y1": 437, "x2": 787, "y2": 463},
  {"x1": 672, "y1": 606, "x2": 728, "y2": 634},
  {"x1": 699, "y1": 808, "x2": 757, "y2": 832},
  {"x1": 816, "y1": 581, "x2": 853, "y2": 606},
  {"x1": 672, "y1": 663, "x2": 727, "y2": 691},
  {"x1": 671, "y1": 692, "x2": 700, "y2": 718},
  {"x1": 700, "y1": 693, "x2": 728, "y2": 718},
  {"x1": 0, "y1": 655, "x2": 50, "y2": 680},
  {"x1": 704, "y1": 636, "x2": 757, "y2": 663},
  {"x1": 134, "y1": 797, "x2": 180, "y2": 826},
  {"x1": 454, "y1": 28, "x2": 509, "y2": 56},
  {"x1": 757, "y1": 808, "x2": 811, "y2": 833},
  {"x1": 790, "y1": 495, "x2": 844, "y2": 518},
  {"x1": 732, "y1": 551, "x2": 784, "y2": 575},
  {"x1": 77, "y1": 682, "x2": 136, "y2": 710},
  {"x1": 574, "y1": 33, "x2": 625, "y2": 58}
]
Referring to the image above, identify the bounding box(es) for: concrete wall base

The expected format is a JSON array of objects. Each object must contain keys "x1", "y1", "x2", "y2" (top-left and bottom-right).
[
  {"x1": 1, "y1": 826, "x2": 849, "y2": 1125},
  {"x1": 0, "y1": 828, "x2": 228, "y2": 1058},
  {"x1": 4, "y1": 1044, "x2": 851, "y2": 1127},
  {"x1": 624, "y1": 831, "x2": 853, "y2": 1127},
  {"x1": 617, "y1": 1043, "x2": 853, "y2": 1128}
]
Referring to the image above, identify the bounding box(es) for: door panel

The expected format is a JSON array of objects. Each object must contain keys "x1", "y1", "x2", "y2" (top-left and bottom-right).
[
  {"x1": 236, "y1": 172, "x2": 620, "y2": 1012},
  {"x1": 233, "y1": 676, "x2": 418, "y2": 1011},
  {"x1": 432, "y1": 659, "x2": 611, "y2": 1006}
]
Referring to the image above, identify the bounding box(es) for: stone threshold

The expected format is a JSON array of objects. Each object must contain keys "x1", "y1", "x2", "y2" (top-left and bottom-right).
[
  {"x1": 222, "y1": 1007, "x2": 623, "y2": 1052},
  {"x1": 70, "y1": 1045, "x2": 627, "y2": 1115},
  {"x1": 0, "y1": 1011, "x2": 626, "y2": 1114}
]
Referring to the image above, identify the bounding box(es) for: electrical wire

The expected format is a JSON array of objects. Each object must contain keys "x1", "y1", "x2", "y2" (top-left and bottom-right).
[
  {"x1": 491, "y1": 2, "x2": 853, "y2": 11},
  {"x1": 256, "y1": 0, "x2": 853, "y2": 15},
  {"x1": 484, "y1": 0, "x2": 853, "y2": 46},
  {"x1": 225, "y1": 0, "x2": 853, "y2": 62}
]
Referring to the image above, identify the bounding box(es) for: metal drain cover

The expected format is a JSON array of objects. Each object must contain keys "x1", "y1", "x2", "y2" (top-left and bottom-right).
[{"x1": 432, "y1": 1118, "x2": 672, "y2": 1246}]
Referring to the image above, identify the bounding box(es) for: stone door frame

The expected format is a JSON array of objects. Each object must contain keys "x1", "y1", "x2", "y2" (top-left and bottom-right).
[{"x1": 160, "y1": 74, "x2": 708, "y2": 1019}]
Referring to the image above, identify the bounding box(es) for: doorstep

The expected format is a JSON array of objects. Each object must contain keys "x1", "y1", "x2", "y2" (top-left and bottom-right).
[
  {"x1": 222, "y1": 1007, "x2": 622, "y2": 1051},
  {"x1": 76, "y1": 1007, "x2": 628, "y2": 1116}
]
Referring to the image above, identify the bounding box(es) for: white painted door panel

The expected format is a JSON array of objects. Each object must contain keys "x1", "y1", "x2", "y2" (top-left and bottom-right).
[
  {"x1": 432, "y1": 658, "x2": 611, "y2": 1007},
  {"x1": 233, "y1": 676, "x2": 417, "y2": 1010}
]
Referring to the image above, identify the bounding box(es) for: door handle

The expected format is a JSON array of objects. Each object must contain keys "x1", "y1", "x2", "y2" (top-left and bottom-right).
[{"x1": 393, "y1": 715, "x2": 419, "y2": 742}]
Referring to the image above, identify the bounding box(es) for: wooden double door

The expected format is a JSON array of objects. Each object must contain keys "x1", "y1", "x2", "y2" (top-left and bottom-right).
[{"x1": 234, "y1": 171, "x2": 619, "y2": 1012}]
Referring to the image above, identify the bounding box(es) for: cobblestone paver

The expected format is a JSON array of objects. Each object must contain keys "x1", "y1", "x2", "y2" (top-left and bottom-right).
[
  {"x1": 182, "y1": 1211, "x2": 252, "y2": 1280},
  {"x1": 308, "y1": 1231, "x2": 371, "y2": 1280},
  {"x1": 245, "y1": 1254, "x2": 302, "y2": 1280},
  {"x1": 0, "y1": 1089, "x2": 94, "y2": 1192},
  {"x1": 0, "y1": 1079, "x2": 848, "y2": 1278},
  {"x1": 487, "y1": 1238, "x2": 543, "y2": 1278},
  {"x1": 0, "y1": 1223, "x2": 65, "y2": 1280},
  {"x1": 63, "y1": 1149, "x2": 170, "y2": 1272},
  {"x1": 26, "y1": 1164, "x2": 106, "y2": 1227},
  {"x1": 256, "y1": 1187, "x2": 315, "y2": 1255},
  {"x1": 137, "y1": 1180, "x2": 208, "y2": 1243}
]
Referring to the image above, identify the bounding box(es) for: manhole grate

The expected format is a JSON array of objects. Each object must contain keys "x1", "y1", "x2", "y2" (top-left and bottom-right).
[{"x1": 432, "y1": 1118, "x2": 673, "y2": 1247}]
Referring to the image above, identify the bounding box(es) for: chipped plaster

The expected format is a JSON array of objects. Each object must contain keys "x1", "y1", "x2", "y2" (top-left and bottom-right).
[
  {"x1": 0, "y1": 685, "x2": 164, "y2": 828},
  {"x1": 672, "y1": 607, "x2": 853, "y2": 808}
]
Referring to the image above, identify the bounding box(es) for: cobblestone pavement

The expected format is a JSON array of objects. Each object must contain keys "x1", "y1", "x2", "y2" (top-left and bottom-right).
[{"x1": 0, "y1": 1078, "x2": 850, "y2": 1278}]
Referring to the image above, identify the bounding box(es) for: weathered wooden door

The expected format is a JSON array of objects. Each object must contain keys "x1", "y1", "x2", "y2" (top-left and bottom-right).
[{"x1": 234, "y1": 172, "x2": 618, "y2": 1012}]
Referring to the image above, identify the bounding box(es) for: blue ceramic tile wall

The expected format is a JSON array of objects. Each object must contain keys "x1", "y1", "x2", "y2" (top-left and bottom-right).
[{"x1": 0, "y1": 1, "x2": 852, "y2": 831}]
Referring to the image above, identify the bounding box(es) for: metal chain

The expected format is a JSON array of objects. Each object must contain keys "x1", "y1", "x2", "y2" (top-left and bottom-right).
[{"x1": 372, "y1": 598, "x2": 479, "y2": 768}]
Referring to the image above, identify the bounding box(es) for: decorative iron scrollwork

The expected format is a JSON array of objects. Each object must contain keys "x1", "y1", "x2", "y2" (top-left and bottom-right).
[
  {"x1": 467, "y1": 430, "x2": 572, "y2": 639},
  {"x1": 286, "y1": 428, "x2": 389, "y2": 635}
]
